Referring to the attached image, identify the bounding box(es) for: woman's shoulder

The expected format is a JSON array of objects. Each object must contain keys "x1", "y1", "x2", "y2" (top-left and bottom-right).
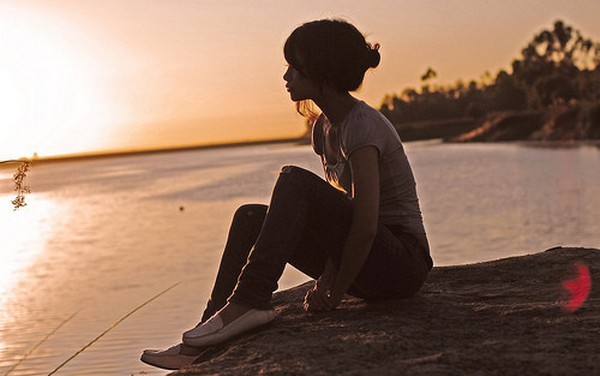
[
  {"x1": 341, "y1": 101, "x2": 402, "y2": 156},
  {"x1": 343, "y1": 101, "x2": 394, "y2": 136},
  {"x1": 344, "y1": 101, "x2": 387, "y2": 127}
]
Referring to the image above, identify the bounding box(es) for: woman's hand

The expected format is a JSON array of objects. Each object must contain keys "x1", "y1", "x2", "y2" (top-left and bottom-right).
[
  {"x1": 303, "y1": 286, "x2": 342, "y2": 312},
  {"x1": 303, "y1": 266, "x2": 341, "y2": 312}
]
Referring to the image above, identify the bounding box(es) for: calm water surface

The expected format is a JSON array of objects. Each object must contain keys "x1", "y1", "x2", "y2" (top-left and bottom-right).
[{"x1": 0, "y1": 142, "x2": 598, "y2": 375}]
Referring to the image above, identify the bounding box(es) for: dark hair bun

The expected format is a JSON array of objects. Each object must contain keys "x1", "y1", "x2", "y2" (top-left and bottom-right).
[
  {"x1": 367, "y1": 43, "x2": 381, "y2": 69},
  {"x1": 285, "y1": 19, "x2": 381, "y2": 92}
]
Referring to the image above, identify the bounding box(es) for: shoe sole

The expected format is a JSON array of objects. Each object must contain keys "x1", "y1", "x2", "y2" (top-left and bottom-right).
[
  {"x1": 183, "y1": 311, "x2": 275, "y2": 347},
  {"x1": 140, "y1": 353, "x2": 197, "y2": 370}
]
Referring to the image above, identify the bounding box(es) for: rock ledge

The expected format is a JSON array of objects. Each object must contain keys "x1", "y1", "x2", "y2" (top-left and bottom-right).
[{"x1": 172, "y1": 247, "x2": 599, "y2": 376}]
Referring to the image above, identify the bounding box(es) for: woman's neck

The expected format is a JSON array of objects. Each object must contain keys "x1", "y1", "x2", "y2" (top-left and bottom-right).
[{"x1": 312, "y1": 90, "x2": 357, "y2": 126}]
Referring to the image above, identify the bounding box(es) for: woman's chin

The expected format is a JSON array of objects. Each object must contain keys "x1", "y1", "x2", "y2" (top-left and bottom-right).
[{"x1": 289, "y1": 93, "x2": 306, "y2": 102}]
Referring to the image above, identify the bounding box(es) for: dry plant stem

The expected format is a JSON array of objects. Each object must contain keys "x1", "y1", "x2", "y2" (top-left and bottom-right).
[
  {"x1": 12, "y1": 162, "x2": 31, "y2": 210},
  {"x1": 3, "y1": 310, "x2": 80, "y2": 376},
  {"x1": 1, "y1": 160, "x2": 32, "y2": 210},
  {"x1": 47, "y1": 281, "x2": 182, "y2": 376}
]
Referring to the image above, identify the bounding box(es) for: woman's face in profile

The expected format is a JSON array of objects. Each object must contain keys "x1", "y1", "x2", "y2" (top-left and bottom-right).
[{"x1": 283, "y1": 54, "x2": 320, "y2": 102}]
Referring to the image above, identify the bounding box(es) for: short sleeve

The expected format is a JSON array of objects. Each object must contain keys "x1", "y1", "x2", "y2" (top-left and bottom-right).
[{"x1": 340, "y1": 107, "x2": 386, "y2": 159}]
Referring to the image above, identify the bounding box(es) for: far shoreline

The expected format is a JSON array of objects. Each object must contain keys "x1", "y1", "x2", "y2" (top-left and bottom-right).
[
  {"x1": 3, "y1": 137, "x2": 305, "y2": 167},
  {"x1": 3, "y1": 136, "x2": 598, "y2": 170}
]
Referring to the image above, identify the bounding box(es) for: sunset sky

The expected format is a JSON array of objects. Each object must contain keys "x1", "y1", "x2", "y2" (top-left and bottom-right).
[{"x1": 1, "y1": 0, "x2": 599, "y2": 160}]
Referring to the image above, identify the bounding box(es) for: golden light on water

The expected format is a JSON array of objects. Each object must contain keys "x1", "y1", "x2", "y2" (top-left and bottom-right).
[
  {"x1": 0, "y1": 194, "x2": 69, "y2": 370},
  {"x1": 0, "y1": 195, "x2": 62, "y2": 318}
]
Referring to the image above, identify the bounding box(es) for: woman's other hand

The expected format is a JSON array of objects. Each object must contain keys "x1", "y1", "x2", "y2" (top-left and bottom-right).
[{"x1": 303, "y1": 271, "x2": 341, "y2": 312}]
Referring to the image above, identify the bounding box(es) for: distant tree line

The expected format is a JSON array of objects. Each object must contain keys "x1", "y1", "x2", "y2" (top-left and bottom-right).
[{"x1": 380, "y1": 20, "x2": 600, "y2": 131}]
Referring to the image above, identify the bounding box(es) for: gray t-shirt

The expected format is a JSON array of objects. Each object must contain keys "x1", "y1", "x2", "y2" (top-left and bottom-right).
[{"x1": 312, "y1": 100, "x2": 426, "y2": 234}]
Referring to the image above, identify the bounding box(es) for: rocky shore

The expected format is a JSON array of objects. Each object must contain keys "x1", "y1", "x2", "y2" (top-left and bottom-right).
[
  {"x1": 171, "y1": 247, "x2": 598, "y2": 375},
  {"x1": 449, "y1": 103, "x2": 600, "y2": 143},
  {"x1": 375, "y1": 102, "x2": 600, "y2": 143}
]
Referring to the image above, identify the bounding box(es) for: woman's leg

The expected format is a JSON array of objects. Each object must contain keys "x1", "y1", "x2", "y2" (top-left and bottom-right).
[
  {"x1": 200, "y1": 204, "x2": 267, "y2": 322},
  {"x1": 228, "y1": 166, "x2": 430, "y2": 305},
  {"x1": 286, "y1": 201, "x2": 431, "y2": 300},
  {"x1": 183, "y1": 165, "x2": 431, "y2": 346},
  {"x1": 229, "y1": 165, "x2": 354, "y2": 309},
  {"x1": 183, "y1": 166, "x2": 349, "y2": 346},
  {"x1": 144, "y1": 204, "x2": 267, "y2": 358},
  {"x1": 350, "y1": 229, "x2": 432, "y2": 299},
  {"x1": 142, "y1": 204, "x2": 267, "y2": 360}
]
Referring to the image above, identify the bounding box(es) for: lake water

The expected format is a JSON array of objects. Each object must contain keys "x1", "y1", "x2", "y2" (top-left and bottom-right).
[{"x1": 0, "y1": 141, "x2": 598, "y2": 375}]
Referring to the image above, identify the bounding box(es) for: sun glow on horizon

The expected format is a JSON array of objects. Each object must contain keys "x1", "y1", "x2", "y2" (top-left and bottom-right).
[
  {"x1": 1, "y1": 1, "x2": 598, "y2": 161},
  {"x1": 0, "y1": 4, "x2": 124, "y2": 161}
]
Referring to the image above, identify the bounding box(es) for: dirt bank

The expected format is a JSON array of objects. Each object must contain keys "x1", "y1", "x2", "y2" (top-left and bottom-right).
[{"x1": 171, "y1": 247, "x2": 599, "y2": 376}]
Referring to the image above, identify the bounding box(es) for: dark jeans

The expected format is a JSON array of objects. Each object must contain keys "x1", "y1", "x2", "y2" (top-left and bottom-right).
[{"x1": 200, "y1": 165, "x2": 433, "y2": 321}]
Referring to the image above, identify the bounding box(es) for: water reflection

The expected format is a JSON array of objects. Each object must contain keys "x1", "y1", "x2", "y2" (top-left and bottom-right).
[
  {"x1": 0, "y1": 195, "x2": 66, "y2": 371},
  {"x1": 0, "y1": 143, "x2": 597, "y2": 375}
]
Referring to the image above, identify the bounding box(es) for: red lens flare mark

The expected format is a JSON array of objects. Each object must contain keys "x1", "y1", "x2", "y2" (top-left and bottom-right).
[{"x1": 561, "y1": 262, "x2": 592, "y2": 313}]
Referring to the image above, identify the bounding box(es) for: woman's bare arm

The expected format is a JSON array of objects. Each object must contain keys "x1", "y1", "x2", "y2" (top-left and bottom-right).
[{"x1": 327, "y1": 145, "x2": 380, "y2": 307}]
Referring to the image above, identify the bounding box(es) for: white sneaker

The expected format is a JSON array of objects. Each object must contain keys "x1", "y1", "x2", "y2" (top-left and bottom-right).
[
  {"x1": 140, "y1": 343, "x2": 202, "y2": 370},
  {"x1": 182, "y1": 309, "x2": 276, "y2": 347}
]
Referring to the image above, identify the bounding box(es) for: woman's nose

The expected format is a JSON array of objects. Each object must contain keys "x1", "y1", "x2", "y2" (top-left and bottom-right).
[{"x1": 283, "y1": 66, "x2": 291, "y2": 82}]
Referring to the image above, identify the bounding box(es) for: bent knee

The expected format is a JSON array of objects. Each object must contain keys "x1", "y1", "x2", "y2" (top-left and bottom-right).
[
  {"x1": 279, "y1": 165, "x2": 314, "y2": 178},
  {"x1": 280, "y1": 165, "x2": 302, "y2": 174},
  {"x1": 278, "y1": 165, "x2": 325, "y2": 191},
  {"x1": 234, "y1": 204, "x2": 268, "y2": 220}
]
